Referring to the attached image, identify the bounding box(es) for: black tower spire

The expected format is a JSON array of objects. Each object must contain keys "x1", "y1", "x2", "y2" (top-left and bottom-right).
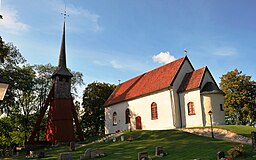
[{"x1": 52, "y1": 22, "x2": 73, "y2": 78}]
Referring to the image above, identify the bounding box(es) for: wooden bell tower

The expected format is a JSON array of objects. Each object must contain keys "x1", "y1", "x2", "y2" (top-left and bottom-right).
[{"x1": 28, "y1": 22, "x2": 84, "y2": 145}]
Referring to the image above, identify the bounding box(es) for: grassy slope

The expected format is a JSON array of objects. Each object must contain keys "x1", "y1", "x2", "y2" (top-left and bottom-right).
[
  {"x1": 214, "y1": 125, "x2": 256, "y2": 138},
  {"x1": 7, "y1": 128, "x2": 256, "y2": 160}
]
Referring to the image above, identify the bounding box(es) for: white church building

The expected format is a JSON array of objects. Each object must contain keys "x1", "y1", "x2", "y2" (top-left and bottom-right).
[{"x1": 104, "y1": 56, "x2": 225, "y2": 134}]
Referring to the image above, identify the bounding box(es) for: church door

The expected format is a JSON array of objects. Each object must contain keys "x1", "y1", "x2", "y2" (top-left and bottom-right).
[{"x1": 136, "y1": 116, "x2": 142, "y2": 129}]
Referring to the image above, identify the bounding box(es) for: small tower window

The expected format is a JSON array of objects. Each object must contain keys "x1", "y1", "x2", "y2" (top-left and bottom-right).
[
  {"x1": 220, "y1": 104, "x2": 224, "y2": 111},
  {"x1": 125, "y1": 109, "x2": 130, "y2": 124},
  {"x1": 188, "y1": 102, "x2": 195, "y2": 115},
  {"x1": 113, "y1": 112, "x2": 117, "y2": 126},
  {"x1": 151, "y1": 102, "x2": 158, "y2": 120}
]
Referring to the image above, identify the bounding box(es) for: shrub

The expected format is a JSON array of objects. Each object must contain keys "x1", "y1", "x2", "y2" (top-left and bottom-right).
[{"x1": 227, "y1": 144, "x2": 244, "y2": 159}]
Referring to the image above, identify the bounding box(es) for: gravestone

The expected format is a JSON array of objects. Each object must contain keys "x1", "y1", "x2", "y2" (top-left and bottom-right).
[
  {"x1": 155, "y1": 146, "x2": 165, "y2": 156},
  {"x1": 38, "y1": 151, "x2": 45, "y2": 158},
  {"x1": 29, "y1": 151, "x2": 34, "y2": 158},
  {"x1": 81, "y1": 148, "x2": 104, "y2": 159},
  {"x1": 83, "y1": 148, "x2": 92, "y2": 158},
  {"x1": 90, "y1": 149, "x2": 104, "y2": 158},
  {"x1": 70, "y1": 142, "x2": 75, "y2": 151},
  {"x1": 127, "y1": 135, "x2": 134, "y2": 141},
  {"x1": 138, "y1": 151, "x2": 149, "y2": 160},
  {"x1": 59, "y1": 153, "x2": 72, "y2": 160},
  {"x1": 217, "y1": 151, "x2": 225, "y2": 160},
  {"x1": 80, "y1": 155, "x2": 87, "y2": 160},
  {"x1": 121, "y1": 135, "x2": 124, "y2": 141},
  {"x1": 252, "y1": 132, "x2": 256, "y2": 151}
]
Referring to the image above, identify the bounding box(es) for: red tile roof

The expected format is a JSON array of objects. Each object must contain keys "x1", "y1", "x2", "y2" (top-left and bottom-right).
[
  {"x1": 177, "y1": 67, "x2": 206, "y2": 92},
  {"x1": 104, "y1": 57, "x2": 187, "y2": 106}
]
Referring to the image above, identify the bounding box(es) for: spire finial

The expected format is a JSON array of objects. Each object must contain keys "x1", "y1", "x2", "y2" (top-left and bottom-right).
[
  {"x1": 61, "y1": 1, "x2": 69, "y2": 21},
  {"x1": 51, "y1": 3, "x2": 73, "y2": 78},
  {"x1": 184, "y1": 49, "x2": 188, "y2": 56},
  {"x1": 61, "y1": 10, "x2": 69, "y2": 21}
]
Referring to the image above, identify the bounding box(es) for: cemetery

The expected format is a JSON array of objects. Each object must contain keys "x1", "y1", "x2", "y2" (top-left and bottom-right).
[
  {"x1": 0, "y1": 1, "x2": 256, "y2": 160},
  {"x1": 0, "y1": 125, "x2": 255, "y2": 159}
]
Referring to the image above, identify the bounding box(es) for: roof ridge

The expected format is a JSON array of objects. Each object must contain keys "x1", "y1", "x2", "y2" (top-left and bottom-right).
[
  {"x1": 177, "y1": 66, "x2": 206, "y2": 93},
  {"x1": 118, "y1": 56, "x2": 186, "y2": 86},
  {"x1": 104, "y1": 56, "x2": 187, "y2": 106}
]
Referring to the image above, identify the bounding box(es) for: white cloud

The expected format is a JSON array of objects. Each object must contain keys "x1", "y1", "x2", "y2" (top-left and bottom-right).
[
  {"x1": 213, "y1": 47, "x2": 238, "y2": 56},
  {"x1": 152, "y1": 51, "x2": 176, "y2": 64},
  {"x1": 0, "y1": 6, "x2": 30, "y2": 35},
  {"x1": 110, "y1": 60, "x2": 123, "y2": 69},
  {"x1": 93, "y1": 58, "x2": 138, "y2": 70}
]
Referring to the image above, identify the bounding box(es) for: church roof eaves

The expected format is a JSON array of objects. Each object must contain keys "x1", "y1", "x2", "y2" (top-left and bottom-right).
[
  {"x1": 200, "y1": 81, "x2": 224, "y2": 95},
  {"x1": 177, "y1": 67, "x2": 206, "y2": 93},
  {"x1": 104, "y1": 56, "x2": 187, "y2": 107}
]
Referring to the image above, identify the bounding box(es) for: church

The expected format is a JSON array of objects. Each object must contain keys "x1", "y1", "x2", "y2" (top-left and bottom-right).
[{"x1": 104, "y1": 56, "x2": 225, "y2": 134}]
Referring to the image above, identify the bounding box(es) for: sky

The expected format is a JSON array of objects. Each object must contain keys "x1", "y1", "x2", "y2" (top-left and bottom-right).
[{"x1": 0, "y1": 0, "x2": 255, "y2": 97}]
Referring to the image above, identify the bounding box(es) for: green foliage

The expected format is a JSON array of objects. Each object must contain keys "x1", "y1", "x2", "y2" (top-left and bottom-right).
[
  {"x1": 0, "y1": 36, "x2": 26, "y2": 66},
  {"x1": 0, "y1": 38, "x2": 85, "y2": 147},
  {"x1": 82, "y1": 82, "x2": 116, "y2": 137},
  {"x1": 71, "y1": 71, "x2": 85, "y2": 97},
  {"x1": 220, "y1": 69, "x2": 256, "y2": 125},
  {"x1": 0, "y1": 117, "x2": 25, "y2": 147},
  {"x1": 0, "y1": 117, "x2": 13, "y2": 146},
  {"x1": 0, "y1": 36, "x2": 9, "y2": 63}
]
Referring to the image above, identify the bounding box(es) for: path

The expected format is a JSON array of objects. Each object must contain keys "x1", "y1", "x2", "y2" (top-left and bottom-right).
[
  {"x1": 79, "y1": 132, "x2": 124, "y2": 147},
  {"x1": 179, "y1": 128, "x2": 251, "y2": 145}
]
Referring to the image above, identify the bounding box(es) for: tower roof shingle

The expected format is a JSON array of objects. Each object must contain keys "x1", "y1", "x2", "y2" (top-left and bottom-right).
[{"x1": 52, "y1": 22, "x2": 73, "y2": 78}]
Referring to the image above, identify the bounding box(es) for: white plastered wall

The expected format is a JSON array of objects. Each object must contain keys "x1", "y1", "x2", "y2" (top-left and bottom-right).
[
  {"x1": 179, "y1": 89, "x2": 204, "y2": 127},
  {"x1": 201, "y1": 94, "x2": 225, "y2": 126},
  {"x1": 105, "y1": 102, "x2": 129, "y2": 134},
  {"x1": 200, "y1": 69, "x2": 225, "y2": 126},
  {"x1": 171, "y1": 59, "x2": 194, "y2": 128},
  {"x1": 105, "y1": 89, "x2": 175, "y2": 134}
]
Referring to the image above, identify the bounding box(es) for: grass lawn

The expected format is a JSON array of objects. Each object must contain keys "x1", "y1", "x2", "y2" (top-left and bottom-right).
[
  {"x1": 4, "y1": 128, "x2": 256, "y2": 160},
  {"x1": 214, "y1": 125, "x2": 256, "y2": 138}
]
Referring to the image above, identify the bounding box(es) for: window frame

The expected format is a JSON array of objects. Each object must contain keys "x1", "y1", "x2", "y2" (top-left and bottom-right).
[
  {"x1": 187, "y1": 102, "x2": 195, "y2": 115},
  {"x1": 220, "y1": 104, "x2": 224, "y2": 111},
  {"x1": 151, "y1": 102, "x2": 158, "y2": 120},
  {"x1": 113, "y1": 112, "x2": 117, "y2": 126},
  {"x1": 125, "y1": 109, "x2": 130, "y2": 124}
]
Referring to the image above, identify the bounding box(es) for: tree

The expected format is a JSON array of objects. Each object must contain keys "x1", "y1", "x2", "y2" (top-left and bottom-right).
[
  {"x1": 0, "y1": 117, "x2": 13, "y2": 147},
  {"x1": 220, "y1": 69, "x2": 256, "y2": 125},
  {"x1": 0, "y1": 37, "x2": 26, "y2": 115},
  {"x1": 81, "y1": 82, "x2": 116, "y2": 136},
  {"x1": 0, "y1": 36, "x2": 9, "y2": 63},
  {"x1": 0, "y1": 37, "x2": 85, "y2": 146}
]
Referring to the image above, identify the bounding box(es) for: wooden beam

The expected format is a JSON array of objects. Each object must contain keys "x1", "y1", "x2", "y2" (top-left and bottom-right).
[{"x1": 28, "y1": 85, "x2": 54, "y2": 144}]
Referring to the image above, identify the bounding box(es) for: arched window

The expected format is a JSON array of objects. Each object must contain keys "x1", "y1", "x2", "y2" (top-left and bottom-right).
[
  {"x1": 113, "y1": 112, "x2": 117, "y2": 126},
  {"x1": 125, "y1": 109, "x2": 130, "y2": 124},
  {"x1": 151, "y1": 102, "x2": 158, "y2": 120},
  {"x1": 187, "y1": 102, "x2": 195, "y2": 115}
]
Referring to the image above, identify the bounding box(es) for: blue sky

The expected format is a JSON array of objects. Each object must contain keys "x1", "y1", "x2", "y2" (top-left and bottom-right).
[{"x1": 0, "y1": 0, "x2": 255, "y2": 94}]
